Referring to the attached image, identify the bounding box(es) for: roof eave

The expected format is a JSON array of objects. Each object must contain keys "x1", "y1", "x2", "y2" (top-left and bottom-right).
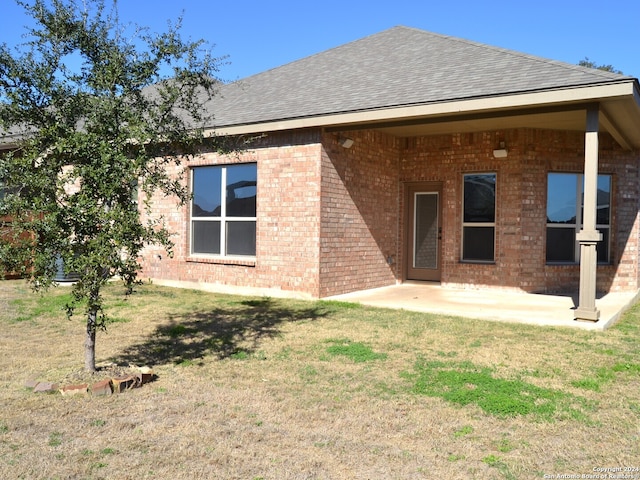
[{"x1": 206, "y1": 80, "x2": 640, "y2": 149}]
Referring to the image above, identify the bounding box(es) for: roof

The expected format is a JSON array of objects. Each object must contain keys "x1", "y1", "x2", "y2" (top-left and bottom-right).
[
  {"x1": 3, "y1": 26, "x2": 639, "y2": 150},
  {"x1": 205, "y1": 26, "x2": 640, "y2": 148}
]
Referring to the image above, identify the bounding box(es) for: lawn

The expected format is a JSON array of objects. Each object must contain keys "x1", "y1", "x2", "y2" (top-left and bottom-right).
[{"x1": 0, "y1": 280, "x2": 639, "y2": 479}]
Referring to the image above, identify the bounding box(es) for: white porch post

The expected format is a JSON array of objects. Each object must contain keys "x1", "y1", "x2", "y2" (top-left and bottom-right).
[{"x1": 574, "y1": 104, "x2": 602, "y2": 321}]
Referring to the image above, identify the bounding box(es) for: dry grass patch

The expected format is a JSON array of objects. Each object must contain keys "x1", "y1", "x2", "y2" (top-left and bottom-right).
[{"x1": 1, "y1": 280, "x2": 640, "y2": 479}]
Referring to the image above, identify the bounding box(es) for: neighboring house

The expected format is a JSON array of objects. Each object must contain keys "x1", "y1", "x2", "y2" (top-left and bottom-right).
[{"x1": 0, "y1": 179, "x2": 21, "y2": 279}]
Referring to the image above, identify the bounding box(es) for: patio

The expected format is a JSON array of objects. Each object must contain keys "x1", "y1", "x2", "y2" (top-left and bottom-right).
[{"x1": 325, "y1": 282, "x2": 640, "y2": 331}]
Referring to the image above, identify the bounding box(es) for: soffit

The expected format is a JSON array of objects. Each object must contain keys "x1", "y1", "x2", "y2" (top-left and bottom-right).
[{"x1": 370, "y1": 97, "x2": 640, "y2": 146}]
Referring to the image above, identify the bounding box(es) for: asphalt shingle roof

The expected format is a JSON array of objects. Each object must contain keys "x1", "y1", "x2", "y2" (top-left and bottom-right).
[{"x1": 207, "y1": 26, "x2": 631, "y2": 128}]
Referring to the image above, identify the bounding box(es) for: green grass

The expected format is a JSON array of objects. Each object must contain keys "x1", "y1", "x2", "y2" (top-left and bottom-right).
[
  {"x1": 324, "y1": 339, "x2": 388, "y2": 363},
  {"x1": 404, "y1": 359, "x2": 593, "y2": 421},
  {"x1": 612, "y1": 362, "x2": 640, "y2": 374},
  {"x1": 571, "y1": 364, "x2": 634, "y2": 391},
  {"x1": 496, "y1": 437, "x2": 515, "y2": 453},
  {"x1": 8, "y1": 285, "x2": 130, "y2": 325},
  {"x1": 48, "y1": 432, "x2": 63, "y2": 447},
  {"x1": 3, "y1": 281, "x2": 640, "y2": 478},
  {"x1": 314, "y1": 300, "x2": 362, "y2": 310},
  {"x1": 162, "y1": 324, "x2": 192, "y2": 338},
  {"x1": 10, "y1": 291, "x2": 74, "y2": 323},
  {"x1": 453, "y1": 425, "x2": 473, "y2": 438}
]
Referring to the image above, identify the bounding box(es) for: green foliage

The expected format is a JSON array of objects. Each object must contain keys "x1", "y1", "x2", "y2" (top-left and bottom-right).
[
  {"x1": 578, "y1": 57, "x2": 623, "y2": 74},
  {"x1": 0, "y1": 0, "x2": 229, "y2": 371},
  {"x1": 406, "y1": 359, "x2": 592, "y2": 421},
  {"x1": 325, "y1": 339, "x2": 387, "y2": 363}
]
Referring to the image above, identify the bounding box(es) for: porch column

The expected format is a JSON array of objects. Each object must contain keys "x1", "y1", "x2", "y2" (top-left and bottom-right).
[{"x1": 574, "y1": 104, "x2": 602, "y2": 322}]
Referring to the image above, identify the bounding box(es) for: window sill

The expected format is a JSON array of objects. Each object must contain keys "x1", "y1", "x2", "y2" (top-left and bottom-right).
[
  {"x1": 460, "y1": 260, "x2": 496, "y2": 265},
  {"x1": 187, "y1": 256, "x2": 256, "y2": 267}
]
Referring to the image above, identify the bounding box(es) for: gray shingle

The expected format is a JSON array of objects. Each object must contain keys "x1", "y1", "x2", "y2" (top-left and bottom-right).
[{"x1": 206, "y1": 26, "x2": 631, "y2": 128}]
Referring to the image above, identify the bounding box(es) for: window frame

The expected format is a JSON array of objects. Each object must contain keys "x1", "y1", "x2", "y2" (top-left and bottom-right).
[
  {"x1": 545, "y1": 172, "x2": 611, "y2": 264},
  {"x1": 190, "y1": 163, "x2": 257, "y2": 259},
  {"x1": 461, "y1": 172, "x2": 497, "y2": 263}
]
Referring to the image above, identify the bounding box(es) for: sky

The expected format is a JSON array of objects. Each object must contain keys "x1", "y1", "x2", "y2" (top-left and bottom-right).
[{"x1": 0, "y1": 0, "x2": 638, "y2": 81}]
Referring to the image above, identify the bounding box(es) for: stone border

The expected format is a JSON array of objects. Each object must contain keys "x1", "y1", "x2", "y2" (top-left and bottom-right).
[{"x1": 25, "y1": 366, "x2": 154, "y2": 397}]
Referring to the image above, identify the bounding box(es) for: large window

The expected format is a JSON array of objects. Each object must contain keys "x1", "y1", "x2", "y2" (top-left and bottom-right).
[
  {"x1": 546, "y1": 173, "x2": 611, "y2": 263},
  {"x1": 462, "y1": 173, "x2": 496, "y2": 262},
  {"x1": 191, "y1": 163, "x2": 257, "y2": 257}
]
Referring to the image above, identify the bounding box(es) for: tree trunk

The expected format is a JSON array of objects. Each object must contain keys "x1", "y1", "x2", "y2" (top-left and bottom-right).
[{"x1": 85, "y1": 308, "x2": 97, "y2": 372}]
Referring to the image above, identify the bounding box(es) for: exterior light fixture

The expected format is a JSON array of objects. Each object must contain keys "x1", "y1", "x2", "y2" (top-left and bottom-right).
[
  {"x1": 339, "y1": 136, "x2": 354, "y2": 148},
  {"x1": 493, "y1": 141, "x2": 508, "y2": 158}
]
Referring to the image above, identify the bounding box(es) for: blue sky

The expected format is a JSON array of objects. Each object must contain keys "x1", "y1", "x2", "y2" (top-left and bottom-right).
[{"x1": 1, "y1": 0, "x2": 638, "y2": 81}]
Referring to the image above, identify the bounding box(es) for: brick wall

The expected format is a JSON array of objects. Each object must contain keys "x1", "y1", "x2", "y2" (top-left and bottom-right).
[
  {"x1": 140, "y1": 126, "x2": 640, "y2": 298},
  {"x1": 319, "y1": 131, "x2": 400, "y2": 297},
  {"x1": 140, "y1": 130, "x2": 323, "y2": 297},
  {"x1": 402, "y1": 128, "x2": 640, "y2": 293}
]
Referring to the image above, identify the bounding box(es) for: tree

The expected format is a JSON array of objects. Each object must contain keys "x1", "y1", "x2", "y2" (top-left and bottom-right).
[
  {"x1": 578, "y1": 57, "x2": 623, "y2": 74},
  {"x1": 0, "y1": 0, "x2": 228, "y2": 371}
]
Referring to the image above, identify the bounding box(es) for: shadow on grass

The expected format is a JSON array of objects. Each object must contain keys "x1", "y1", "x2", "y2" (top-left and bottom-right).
[{"x1": 112, "y1": 298, "x2": 328, "y2": 366}]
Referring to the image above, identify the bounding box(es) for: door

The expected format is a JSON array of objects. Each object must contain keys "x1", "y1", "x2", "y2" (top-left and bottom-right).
[{"x1": 406, "y1": 183, "x2": 442, "y2": 281}]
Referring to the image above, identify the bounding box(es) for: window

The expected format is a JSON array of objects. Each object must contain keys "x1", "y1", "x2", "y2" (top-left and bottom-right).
[
  {"x1": 462, "y1": 173, "x2": 496, "y2": 262},
  {"x1": 191, "y1": 163, "x2": 257, "y2": 257},
  {"x1": 546, "y1": 173, "x2": 611, "y2": 263}
]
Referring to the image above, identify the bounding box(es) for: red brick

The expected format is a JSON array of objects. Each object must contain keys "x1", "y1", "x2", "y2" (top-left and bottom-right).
[
  {"x1": 33, "y1": 382, "x2": 58, "y2": 393},
  {"x1": 136, "y1": 367, "x2": 154, "y2": 385},
  {"x1": 90, "y1": 379, "x2": 113, "y2": 396},
  {"x1": 60, "y1": 384, "x2": 88, "y2": 396},
  {"x1": 112, "y1": 375, "x2": 138, "y2": 393},
  {"x1": 24, "y1": 379, "x2": 40, "y2": 389},
  {"x1": 137, "y1": 128, "x2": 640, "y2": 298}
]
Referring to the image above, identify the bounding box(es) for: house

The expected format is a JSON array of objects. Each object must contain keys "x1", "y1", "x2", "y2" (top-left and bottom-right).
[{"x1": 138, "y1": 26, "x2": 640, "y2": 322}]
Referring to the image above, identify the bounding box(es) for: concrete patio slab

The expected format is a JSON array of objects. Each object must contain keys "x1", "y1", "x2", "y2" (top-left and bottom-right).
[{"x1": 325, "y1": 282, "x2": 640, "y2": 331}]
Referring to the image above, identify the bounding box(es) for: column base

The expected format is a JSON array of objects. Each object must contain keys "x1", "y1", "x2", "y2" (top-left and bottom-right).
[{"x1": 574, "y1": 307, "x2": 600, "y2": 322}]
